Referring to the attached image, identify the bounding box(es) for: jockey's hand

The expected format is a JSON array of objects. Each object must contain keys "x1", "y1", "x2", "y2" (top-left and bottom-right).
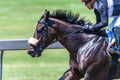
[{"x1": 82, "y1": 25, "x2": 94, "y2": 30}]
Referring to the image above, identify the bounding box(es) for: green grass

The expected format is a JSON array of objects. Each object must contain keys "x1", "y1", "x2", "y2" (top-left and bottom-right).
[
  {"x1": 0, "y1": 0, "x2": 118, "y2": 80},
  {"x1": 0, "y1": 0, "x2": 95, "y2": 39},
  {"x1": 3, "y1": 49, "x2": 69, "y2": 80}
]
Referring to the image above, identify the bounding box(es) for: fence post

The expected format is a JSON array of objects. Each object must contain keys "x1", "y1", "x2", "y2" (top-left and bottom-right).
[{"x1": 0, "y1": 51, "x2": 3, "y2": 80}]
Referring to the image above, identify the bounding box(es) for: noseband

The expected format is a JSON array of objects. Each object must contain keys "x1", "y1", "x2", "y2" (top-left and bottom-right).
[{"x1": 28, "y1": 20, "x2": 57, "y2": 47}]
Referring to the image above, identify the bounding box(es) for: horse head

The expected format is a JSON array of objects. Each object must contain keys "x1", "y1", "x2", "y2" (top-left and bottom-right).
[
  {"x1": 28, "y1": 10, "x2": 57, "y2": 57},
  {"x1": 27, "y1": 9, "x2": 93, "y2": 58}
]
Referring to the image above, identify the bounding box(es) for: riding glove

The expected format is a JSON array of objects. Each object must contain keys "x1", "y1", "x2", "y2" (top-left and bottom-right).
[{"x1": 82, "y1": 24, "x2": 94, "y2": 30}]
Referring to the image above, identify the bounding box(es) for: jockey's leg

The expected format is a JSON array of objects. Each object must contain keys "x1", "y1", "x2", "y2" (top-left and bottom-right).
[
  {"x1": 111, "y1": 27, "x2": 120, "y2": 54},
  {"x1": 107, "y1": 17, "x2": 120, "y2": 54},
  {"x1": 107, "y1": 29, "x2": 120, "y2": 54},
  {"x1": 107, "y1": 30, "x2": 117, "y2": 54}
]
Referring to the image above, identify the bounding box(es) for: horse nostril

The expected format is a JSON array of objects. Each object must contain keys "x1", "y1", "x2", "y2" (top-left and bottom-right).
[
  {"x1": 28, "y1": 51, "x2": 33, "y2": 55},
  {"x1": 28, "y1": 51, "x2": 35, "y2": 57},
  {"x1": 28, "y1": 47, "x2": 43, "y2": 57}
]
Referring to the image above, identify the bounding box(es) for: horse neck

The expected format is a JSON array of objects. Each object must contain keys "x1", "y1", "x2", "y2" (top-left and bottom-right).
[{"x1": 52, "y1": 18, "x2": 96, "y2": 53}]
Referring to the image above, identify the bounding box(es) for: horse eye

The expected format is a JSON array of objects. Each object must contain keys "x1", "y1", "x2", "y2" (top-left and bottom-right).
[
  {"x1": 37, "y1": 28, "x2": 41, "y2": 32},
  {"x1": 37, "y1": 24, "x2": 44, "y2": 32},
  {"x1": 37, "y1": 26, "x2": 45, "y2": 35}
]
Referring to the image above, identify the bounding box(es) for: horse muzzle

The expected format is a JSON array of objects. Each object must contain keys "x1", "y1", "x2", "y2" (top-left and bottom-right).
[
  {"x1": 28, "y1": 37, "x2": 43, "y2": 57},
  {"x1": 28, "y1": 48, "x2": 43, "y2": 57}
]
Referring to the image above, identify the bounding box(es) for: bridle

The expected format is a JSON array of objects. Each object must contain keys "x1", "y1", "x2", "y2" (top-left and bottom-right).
[
  {"x1": 37, "y1": 21, "x2": 83, "y2": 46},
  {"x1": 28, "y1": 20, "x2": 83, "y2": 48}
]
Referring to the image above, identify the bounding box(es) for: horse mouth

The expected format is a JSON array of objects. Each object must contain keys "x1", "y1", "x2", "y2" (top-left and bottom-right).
[{"x1": 28, "y1": 49, "x2": 42, "y2": 57}]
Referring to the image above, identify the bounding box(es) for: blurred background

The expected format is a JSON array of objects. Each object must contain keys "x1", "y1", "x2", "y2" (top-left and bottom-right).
[{"x1": 0, "y1": 0, "x2": 96, "y2": 80}]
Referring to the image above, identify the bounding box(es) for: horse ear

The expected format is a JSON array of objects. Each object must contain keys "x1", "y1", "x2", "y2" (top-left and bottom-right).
[{"x1": 44, "y1": 9, "x2": 50, "y2": 21}]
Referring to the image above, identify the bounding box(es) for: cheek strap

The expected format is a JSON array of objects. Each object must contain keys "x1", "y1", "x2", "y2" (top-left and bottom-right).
[{"x1": 28, "y1": 37, "x2": 39, "y2": 46}]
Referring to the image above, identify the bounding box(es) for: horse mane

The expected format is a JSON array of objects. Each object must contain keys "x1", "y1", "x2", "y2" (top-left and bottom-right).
[
  {"x1": 49, "y1": 10, "x2": 107, "y2": 37},
  {"x1": 40, "y1": 10, "x2": 107, "y2": 37},
  {"x1": 49, "y1": 10, "x2": 92, "y2": 26}
]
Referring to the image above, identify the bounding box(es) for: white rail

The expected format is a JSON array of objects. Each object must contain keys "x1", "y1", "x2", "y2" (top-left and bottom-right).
[{"x1": 0, "y1": 39, "x2": 64, "y2": 80}]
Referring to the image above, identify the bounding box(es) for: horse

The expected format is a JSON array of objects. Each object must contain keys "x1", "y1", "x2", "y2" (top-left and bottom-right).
[{"x1": 27, "y1": 10, "x2": 120, "y2": 80}]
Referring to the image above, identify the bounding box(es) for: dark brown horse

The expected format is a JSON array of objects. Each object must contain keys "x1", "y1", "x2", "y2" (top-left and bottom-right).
[{"x1": 28, "y1": 10, "x2": 120, "y2": 80}]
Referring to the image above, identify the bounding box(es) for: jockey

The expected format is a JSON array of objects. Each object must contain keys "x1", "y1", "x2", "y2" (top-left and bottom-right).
[{"x1": 81, "y1": 0, "x2": 120, "y2": 54}]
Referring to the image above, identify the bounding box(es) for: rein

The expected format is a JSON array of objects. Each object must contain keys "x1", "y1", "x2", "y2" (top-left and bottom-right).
[{"x1": 50, "y1": 28, "x2": 83, "y2": 44}]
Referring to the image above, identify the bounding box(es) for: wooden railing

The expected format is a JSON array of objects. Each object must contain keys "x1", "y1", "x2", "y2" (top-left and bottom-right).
[{"x1": 0, "y1": 39, "x2": 64, "y2": 80}]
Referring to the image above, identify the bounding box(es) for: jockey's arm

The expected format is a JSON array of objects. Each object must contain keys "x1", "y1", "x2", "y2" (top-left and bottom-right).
[
  {"x1": 83, "y1": 0, "x2": 108, "y2": 30},
  {"x1": 92, "y1": 0, "x2": 108, "y2": 30}
]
